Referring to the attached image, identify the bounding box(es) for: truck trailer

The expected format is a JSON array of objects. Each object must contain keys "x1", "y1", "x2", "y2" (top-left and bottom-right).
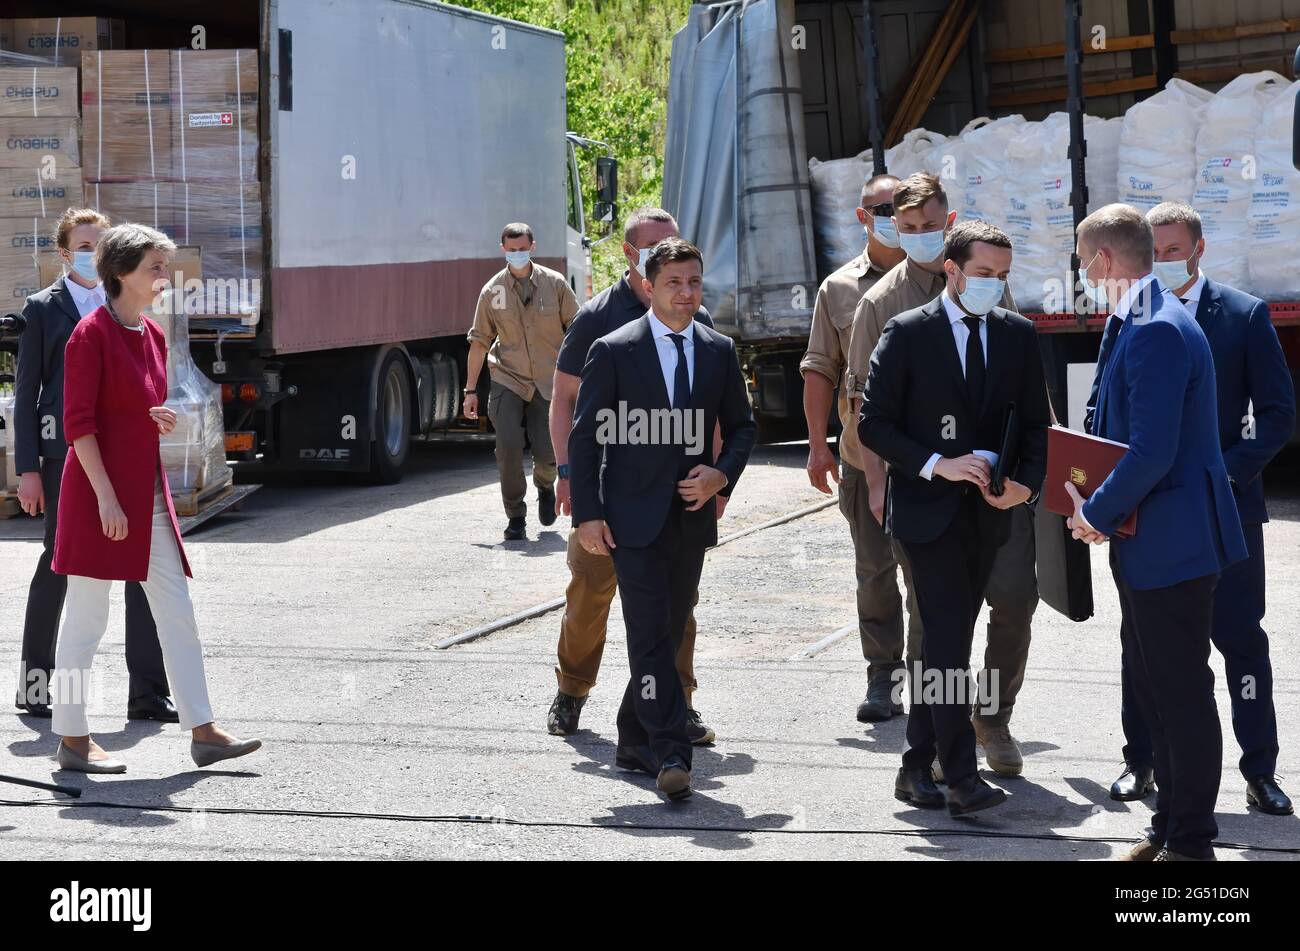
[
  {"x1": 2, "y1": 0, "x2": 616, "y2": 483},
  {"x1": 665, "y1": 0, "x2": 1300, "y2": 442}
]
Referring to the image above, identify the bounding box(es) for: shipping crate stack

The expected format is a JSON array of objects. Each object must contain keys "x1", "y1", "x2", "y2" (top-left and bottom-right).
[
  {"x1": 0, "y1": 17, "x2": 121, "y2": 312},
  {"x1": 81, "y1": 48, "x2": 262, "y2": 325}
]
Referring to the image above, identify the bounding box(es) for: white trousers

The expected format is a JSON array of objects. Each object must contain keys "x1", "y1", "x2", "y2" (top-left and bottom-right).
[{"x1": 53, "y1": 490, "x2": 214, "y2": 736}]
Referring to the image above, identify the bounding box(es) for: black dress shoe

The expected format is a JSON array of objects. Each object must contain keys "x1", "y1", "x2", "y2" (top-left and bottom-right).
[
  {"x1": 945, "y1": 775, "x2": 1007, "y2": 817},
  {"x1": 1246, "y1": 775, "x2": 1294, "y2": 815},
  {"x1": 15, "y1": 698, "x2": 52, "y2": 719},
  {"x1": 127, "y1": 694, "x2": 179, "y2": 723},
  {"x1": 614, "y1": 743, "x2": 657, "y2": 774},
  {"x1": 1110, "y1": 762, "x2": 1155, "y2": 801},
  {"x1": 856, "y1": 666, "x2": 903, "y2": 723},
  {"x1": 538, "y1": 487, "x2": 557, "y2": 527},
  {"x1": 546, "y1": 691, "x2": 586, "y2": 735},
  {"x1": 894, "y1": 767, "x2": 945, "y2": 809},
  {"x1": 503, "y1": 516, "x2": 526, "y2": 541},
  {"x1": 657, "y1": 757, "x2": 692, "y2": 800}
]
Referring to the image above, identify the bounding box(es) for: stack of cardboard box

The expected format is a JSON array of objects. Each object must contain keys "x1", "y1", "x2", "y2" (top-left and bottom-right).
[
  {"x1": 0, "y1": 63, "x2": 80, "y2": 310},
  {"x1": 0, "y1": 16, "x2": 121, "y2": 307},
  {"x1": 81, "y1": 48, "x2": 262, "y2": 321}
]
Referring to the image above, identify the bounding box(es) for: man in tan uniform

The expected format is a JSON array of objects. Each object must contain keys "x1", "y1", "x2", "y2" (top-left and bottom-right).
[
  {"x1": 799, "y1": 173, "x2": 914, "y2": 725},
  {"x1": 465, "y1": 222, "x2": 580, "y2": 541},
  {"x1": 847, "y1": 173, "x2": 1038, "y2": 777},
  {"x1": 545, "y1": 208, "x2": 719, "y2": 744}
]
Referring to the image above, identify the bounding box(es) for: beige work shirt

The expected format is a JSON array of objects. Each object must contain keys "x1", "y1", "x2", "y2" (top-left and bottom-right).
[
  {"x1": 799, "y1": 247, "x2": 890, "y2": 470},
  {"x1": 846, "y1": 256, "x2": 1015, "y2": 399},
  {"x1": 468, "y1": 262, "x2": 580, "y2": 401}
]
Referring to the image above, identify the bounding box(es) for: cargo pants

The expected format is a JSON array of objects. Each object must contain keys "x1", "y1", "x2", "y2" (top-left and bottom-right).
[{"x1": 487, "y1": 381, "x2": 556, "y2": 520}]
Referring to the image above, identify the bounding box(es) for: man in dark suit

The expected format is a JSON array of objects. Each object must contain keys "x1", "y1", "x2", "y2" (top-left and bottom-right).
[
  {"x1": 859, "y1": 220, "x2": 1050, "y2": 816},
  {"x1": 1087, "y1": 201, "x2": 1296, "y2": 814},
  {"x1": 569, "y1": 237, "x2": 756, "y2": 801},
  {"x1": 13, "y1": 209, "x2": 173, "y2": 721},
  {"x1": 1069, "y1": 203, "x2": 1248, "y2": 861}
]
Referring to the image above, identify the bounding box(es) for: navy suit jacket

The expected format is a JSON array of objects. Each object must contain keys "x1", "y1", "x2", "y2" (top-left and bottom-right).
[
  {"x1": 1083, "y1": 281, "x2": 1247, "y2": 590},
  {"x1": 1193, "y1": 278, "x2": 1295, "y2": 525},
  {"x1": 569, "y1": 313, "x2": 757, "y2": 549},
  {"x1": 14, "y1": 276, "x2": 83, "y2": 473}
]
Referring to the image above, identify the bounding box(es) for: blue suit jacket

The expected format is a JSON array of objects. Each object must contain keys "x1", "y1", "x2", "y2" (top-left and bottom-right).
[
  {"x1": 1083, "y1": 281, "x2": 1247, "y2": 591},
  {"x1": 1193, "y1": 278, "x2": 1296, "y2": 525}
]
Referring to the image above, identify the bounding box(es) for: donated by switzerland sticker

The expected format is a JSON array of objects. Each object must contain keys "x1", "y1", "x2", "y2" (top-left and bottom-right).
[{"x1": 189, "y1": 112, "x2": 234, "y2": 128}]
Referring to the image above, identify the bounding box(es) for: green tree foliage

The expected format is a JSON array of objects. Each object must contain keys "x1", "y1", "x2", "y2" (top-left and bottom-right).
[{"x1": 455, "y1": 0, "x2": 695, "y2": 289}]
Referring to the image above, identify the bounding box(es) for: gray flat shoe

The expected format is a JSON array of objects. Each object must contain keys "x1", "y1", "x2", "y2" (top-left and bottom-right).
[
  {"x1": 56, "y1": 740, "x2": 127, "y2": 774},
  {"x1": 191, "y1": 737, "x2": 262, "y2": 767}
]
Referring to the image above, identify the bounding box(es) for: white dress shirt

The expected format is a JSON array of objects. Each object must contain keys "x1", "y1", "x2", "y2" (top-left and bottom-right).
[
  {"x1": 1110, "y1": 271, "x2": 1158, "y2": 326},
  {"x1": 647, "y1": 309, "x2": 695, "y2": 408},
  {"x1": 1177, "y1": 270, "x2": 1206, "y2": 311},
  {"x1": 919, "y1": 292, "x2": 998, "y2": 480},
  {"x1": 64, "y1": 275, "x2": 106, "y2": 318}
]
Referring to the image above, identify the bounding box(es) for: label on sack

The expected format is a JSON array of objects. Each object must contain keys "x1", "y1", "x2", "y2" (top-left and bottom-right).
[{"x1": 189, "y1": 112, "x2": 234, "y2": 128}]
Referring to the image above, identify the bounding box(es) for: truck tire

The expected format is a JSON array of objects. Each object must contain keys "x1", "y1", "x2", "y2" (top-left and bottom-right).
[{"x1": 370, "y1": 349, "x2": 413, "y2": 484}]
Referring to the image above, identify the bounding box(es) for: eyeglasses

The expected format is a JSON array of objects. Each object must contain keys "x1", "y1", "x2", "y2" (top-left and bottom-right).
[{"x1": 866, "y1": 202, "x2": 894, "y2": 216}]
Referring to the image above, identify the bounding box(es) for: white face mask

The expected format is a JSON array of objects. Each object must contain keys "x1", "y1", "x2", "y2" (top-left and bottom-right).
[
  {"x1": 635, "y1": 247, "x2": 652, "y2": 274},
  {"x1": 1153, "y1": 256, "x2": 1194, "y2": 290},
  {"x1": 1081, "y1": 250, "x2": 1109, "y2": 306}
]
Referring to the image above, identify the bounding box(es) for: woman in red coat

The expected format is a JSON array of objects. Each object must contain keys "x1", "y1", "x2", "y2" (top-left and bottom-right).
[{"x1": 50, "y1": 223, "x2": 262, "y2": 774}]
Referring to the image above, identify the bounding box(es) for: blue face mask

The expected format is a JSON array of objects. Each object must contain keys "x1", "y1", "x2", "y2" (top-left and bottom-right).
[
  {"x1": 636, "y1": 247, "x2": 653, "y2": 274},
  {"x1": 505, "y1": 250, "x2": 532, "y2": 269},
  {"x1": 70, "y1": 250, "x2": 98, "y2": 282},
  {"x1": 1152, "y1": 256, "x2": 1193, "y2": 291},
  {"x1": 956, "y1": 270, "x2": 1004, "y2": 315},
  {"x1": 898, "y1": 227, "x2": 945, "y2": 264},
  {"x1": 869, "y1": 215, "x2": 900, "y2": 248}
]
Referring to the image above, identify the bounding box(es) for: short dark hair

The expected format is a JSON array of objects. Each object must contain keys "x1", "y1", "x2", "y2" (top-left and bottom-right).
[
  {"x1": 500, "y1": 222, "x2": 534, "y2": 244},
  {"x1": 644, "y1": 237, "x2": 703, "y2": 284},
  {"x1": 860, "y1": 173, "x2": 899, "y2": 208},
  {"x1": 624, "y1": 207, "x2": 677, "y2": 245},
  {"x1": 943, "y1": 219, "x2": 1012, "y2": 268},
  {"x1": 1146, "y1": 201, "x2": 1203, "y2": 244},
  {"x1": 893, "y1": 172, "x2": 947, "y2": 214}
]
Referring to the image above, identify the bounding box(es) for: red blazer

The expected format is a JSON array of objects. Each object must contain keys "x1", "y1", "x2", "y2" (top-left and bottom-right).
[{"x1": 52, "y1": 307, "x2": 191, "y2": 582}]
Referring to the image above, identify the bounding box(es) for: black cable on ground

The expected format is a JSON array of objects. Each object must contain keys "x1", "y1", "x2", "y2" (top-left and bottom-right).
[{"x1": 2, "y1": 797, "x2": 1294, "y2": 854}]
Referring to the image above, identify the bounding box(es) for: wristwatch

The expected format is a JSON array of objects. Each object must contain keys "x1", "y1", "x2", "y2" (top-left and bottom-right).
[
  {"x1": 1024, "y1": 489, "x2": 1040, "y2": 507},
  {"x1": 557, "y1": 464, "x2": 571, "y2": 479}
]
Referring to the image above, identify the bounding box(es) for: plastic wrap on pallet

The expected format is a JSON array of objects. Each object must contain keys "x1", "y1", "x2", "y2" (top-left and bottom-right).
[
  {"x1": 0, "y1": 115, "x2": 79, "y2": 169},
  {"x1": 87, "y1": 180, "x2": 262, "y2": 322},
  {"x1": 1117, "y1": 78, "x2": 1212, "y2": 211},
  {"x1": 1193, "y1": 71, "x2": 1290, "y2": 291},
  {"x1": 0, "y1": 393, "x2": 18, "y2": 492},
  {"x1": 0, "y1": 65, "x2": 79, "y2": 117},
  {"x1": 808, "y1": 149, "x2": 872, "y2": 278},
  {"x1": 80, "y1": 49, "x2": 258, "y2": 183},
  {"x1": 1003, "y1": 113, "x2": 1122, "y2": 311},
  {"x1": 153, "y1": 293, "x2": 232, "y2": 496},
  {"x1": 0, "y1": 163, "x2": 84, "y2": 218},
  {"x1": 1247, "y1": 79, "x2": 1300, "y2": 301}
]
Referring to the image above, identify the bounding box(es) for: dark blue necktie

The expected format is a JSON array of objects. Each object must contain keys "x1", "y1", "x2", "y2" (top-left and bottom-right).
[
  {"x1": 668, "y1": 333, "x2": 691, "y2": 409},
  {"x1": 1088, "y1": 315, "x2": 1124, "y2": 435},
  {"x1": 961, "y1": 316, "x2": 985, "y2": 409}
]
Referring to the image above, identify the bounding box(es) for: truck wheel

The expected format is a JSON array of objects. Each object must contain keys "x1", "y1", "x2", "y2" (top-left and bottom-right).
[{"x1": 370, "y1": 349, "x2": 412, "y2": 484}]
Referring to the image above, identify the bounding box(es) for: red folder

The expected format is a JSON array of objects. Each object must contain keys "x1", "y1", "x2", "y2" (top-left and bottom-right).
[{"x1": 1044, "y1": 425, "x2": 1137, "y2": 538}]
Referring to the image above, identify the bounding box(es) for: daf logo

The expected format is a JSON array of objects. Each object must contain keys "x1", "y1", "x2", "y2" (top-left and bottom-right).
[{"x1": 300, "y1": 448, "x2": 350, "y2": 461}]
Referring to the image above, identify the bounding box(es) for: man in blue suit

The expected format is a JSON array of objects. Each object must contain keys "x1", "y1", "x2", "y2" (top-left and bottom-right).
[
  {"x1": 1126, "y1": 202, "x2": 1294, "y2": 815},
  {"x1": 1067, "y1": 204, "x2": 1248, "y2": 862}
]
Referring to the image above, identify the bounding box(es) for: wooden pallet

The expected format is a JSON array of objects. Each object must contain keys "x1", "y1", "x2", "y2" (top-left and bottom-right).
[{"x1": 171, "y1": 479, "x2": 234, "y2": 517}]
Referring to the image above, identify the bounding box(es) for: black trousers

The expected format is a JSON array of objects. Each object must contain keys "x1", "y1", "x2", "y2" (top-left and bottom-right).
[
  {"x1": 1113, "y1": 551, "x2": 1221, "y2": 859},
  {"x1": 610, "y1": 499, "x2": 706, "y2": 771},
  {"x1": 1121, "y1": 520, "x2": 1277, "y2": 779},
  {"x1": 18, "y1": 455, "x2": 169, "y2": 706},
  {"x1": 898, "y1": 492, "x2": 1001, "y2": 786}
]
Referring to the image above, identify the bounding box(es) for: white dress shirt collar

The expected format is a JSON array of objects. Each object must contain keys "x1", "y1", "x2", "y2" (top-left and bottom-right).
[
  {"x1": 1111, "y1": 272, "x2": 1157, "y2": 323},
  {"x1": 941, "y1": 288, "x2": 985, "y2": 325},
  {"x1": 1178, "y1": 270, "x2": 1207, "y2": 308},
  {"x1": 646, "y1": 309, "x2": 695, "y2": 407},
  {"x1": 647, "y1": 308, "x2": 693, "y2": 341},
  {"x1": 64, "y1": 275, "x2": 106, "y2": 318}
]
